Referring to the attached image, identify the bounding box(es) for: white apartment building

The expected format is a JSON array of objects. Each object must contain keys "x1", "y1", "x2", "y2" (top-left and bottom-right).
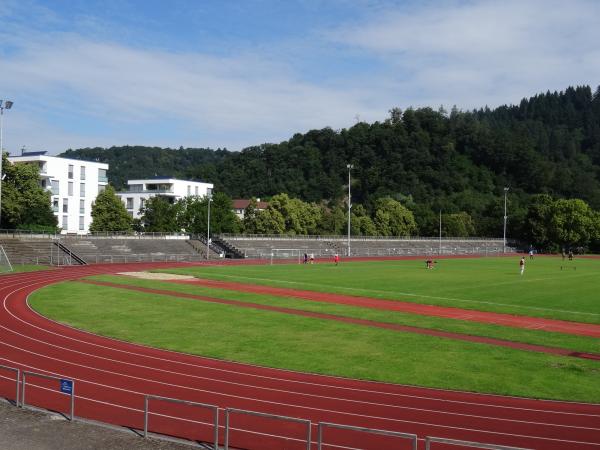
[
  {"x1": 8, "y1": 151, "x2": 109, "y2": 234},
  {"x1": 117, "y1": 177, "x2": 213, "y2": 219}
]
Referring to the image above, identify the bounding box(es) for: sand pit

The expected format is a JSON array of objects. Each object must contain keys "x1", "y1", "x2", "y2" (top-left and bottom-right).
[{"x1": 117, "y1": 271, "x2": 197, "y2": 281}]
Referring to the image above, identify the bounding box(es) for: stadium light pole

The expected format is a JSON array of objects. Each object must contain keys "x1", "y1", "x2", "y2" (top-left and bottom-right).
[
  {"x1": 503, "y1": 187, "x2": 509, "y2": 253},
  {"x1": 206, "y1": 194, "x2": 212, "y2": 260},
  {"x1": 0, "y1": 100, "x2": 14, "y2": 228},
  {"x1": 346, "y1": 164, "x2": 353, "y2": 257}
]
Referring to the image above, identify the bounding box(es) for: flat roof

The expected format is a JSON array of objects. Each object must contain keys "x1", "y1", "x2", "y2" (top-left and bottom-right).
[
  {"x1": 127, "y1": 177, "x2": 212, "y2": 184},
  {"x1": 8, "y1": 154, "x2": 109, "y2": 167}
]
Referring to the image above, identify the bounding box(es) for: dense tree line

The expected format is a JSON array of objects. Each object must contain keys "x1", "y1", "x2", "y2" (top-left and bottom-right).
[{"x1": 60, "y1": 85, "x2": 600, "y2": 250}]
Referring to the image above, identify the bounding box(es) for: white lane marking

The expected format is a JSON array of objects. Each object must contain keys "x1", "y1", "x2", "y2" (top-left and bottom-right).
[
  {"x1": 1, "y1": 269, "x2": 600, "y2": 430},
  {"x1": 3, "y1": 355, "x2": 600, "y2": 448},
  {"x1": 3, "y1": 270, "x2": 600, "y2": 418},
  {"x1": 202, "y1": 273, "x2": 600, "y2": 317}
]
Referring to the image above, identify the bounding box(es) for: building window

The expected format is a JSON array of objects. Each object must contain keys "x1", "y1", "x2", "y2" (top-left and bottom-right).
[
  {"x1": 79, "y1": 199, "x2": 85, "y2": 214},
  {"x1": 195, "y1": 186, "x2": 198, "y2": 195},
  {"x1": 52, "y1": 199, "x2": 59, "y2": 213},
  {"x1": 126, "y1": 198, "x2": 134, "y2": 209},
  {"x1": 80, "y1": 183, "x2": 85, "y2": 197},
  {"x1": 68, "y1": 165, "x2": 74, "y2": 179},
  {"x1": 98, "y1": 168, "x2": 107, "y2": 182},
  {"x1": 68, "y1": 182, "x2": 73, "y2": 196},
  {"x1": 128, "y1": 211, "x2": 134, "y2": 217},
  {"x1": 187, "y1": 185, "x2": 191, "y2": 195},
  {"x1": 79, "y1": 216, "x2": 85, "y2": 230},
  {"x1": 207, "y1": 188, "x2": 213, "y2": 197},
  {"x1": 62, "y1": 215, "x2": 68, "y2": 229},
  {"x1": 62, "y1": 198, "x2": 68, "y2": 213},
  {"x1": 80, "y1": 166, "x2": 86, "y2": 180},
  {"x1": 140, "y1": 198, "x2": 145, "y2": 209},
  {"x1": 51, "y1": 180, "x2": 59, "y2": 195},
  {"x1": 98, "y1": 184, "x2": 106, "y2": 193}
]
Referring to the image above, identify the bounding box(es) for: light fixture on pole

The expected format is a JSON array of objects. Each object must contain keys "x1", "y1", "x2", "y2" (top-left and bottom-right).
[
  {"x1": 0, "y1": 100, "x2": 14, "y2": 228},
  {"x1": 206, "y1": 194, "x2": 212, "y2": 260},
  {"x1": 503, "y1": 187, "x2": 509, "y2": 253},
  {"x1": 346, "y1": 164, "x2": 353, "y2": 257}
]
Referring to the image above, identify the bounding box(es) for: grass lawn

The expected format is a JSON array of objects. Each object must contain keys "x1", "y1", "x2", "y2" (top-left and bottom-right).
[
  {"x1": 1, "y1": 264, "x2": 53, "y2": 274},
  {"x1": 154, "y1": 256, "x2": 600, "y2": 324},
  {"x1": 29, "y1": 280, "x2": 600, "y2": 402},
  {"x1": 87, "y1": 274, "x2": 600, "y2": 354}
]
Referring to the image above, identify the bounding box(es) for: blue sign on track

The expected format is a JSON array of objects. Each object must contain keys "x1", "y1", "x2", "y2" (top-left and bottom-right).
[{"x1": 60, "y1": 379, "x2": 73, "y2": 394}]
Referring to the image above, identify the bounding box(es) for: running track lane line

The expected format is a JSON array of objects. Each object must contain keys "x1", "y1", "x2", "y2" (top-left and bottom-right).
[
  {"x1": 1, "y1": 264, "x2": 600, "y2": 449},
  {"x1": 166, "y1": 277, "x2": 600, "y2": 338},
  {"x1": 79, "y1": 279, "x2": 600, "y2": 361}
]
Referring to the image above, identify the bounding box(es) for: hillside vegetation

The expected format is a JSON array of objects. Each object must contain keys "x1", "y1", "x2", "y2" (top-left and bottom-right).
[{"x1": 61, "y1": 86, "x2": 600, "y2": 244}]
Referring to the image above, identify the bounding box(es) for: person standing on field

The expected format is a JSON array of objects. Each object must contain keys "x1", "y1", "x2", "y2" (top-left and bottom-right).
[
  {"x1": 334, "y1": 253, "x2": 339, "y2": 266},
  {"x1": 519, "y1": 256, "x2": 525, "y2": 275}
]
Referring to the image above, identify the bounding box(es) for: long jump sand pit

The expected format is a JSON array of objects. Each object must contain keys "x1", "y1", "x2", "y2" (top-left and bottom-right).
[{"x1": 117, "y1": 271, "x2": 197, "y2": 281}]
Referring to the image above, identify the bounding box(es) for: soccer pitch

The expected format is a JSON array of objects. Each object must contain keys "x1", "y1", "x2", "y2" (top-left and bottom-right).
[
  {"x1": 156, "y1": 256, "x2": 600, "y2": 324},
  {"x1": 29, "y1": 256, "x2": 600, "y2": 402}
]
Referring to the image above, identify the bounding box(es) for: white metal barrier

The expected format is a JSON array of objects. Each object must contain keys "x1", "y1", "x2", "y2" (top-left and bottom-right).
[
  {"x1": 317, "y1": 422, "x2": 418, "y2": 450},
  {"x1": 425, "y1": 436, "x2": 532, "y2": 450},
  {"x1": 224, "y1": 407, "x2": 311, "y2": 450},
  {"x1": 21, "y1": 371, "x2": 75, "y2": 420},
  {"x1": 0, "y1": 364, "x2": 19, "y2": 405},
  {"x1": 143, "y1": 394, "x2": 219, "y2": 450}
]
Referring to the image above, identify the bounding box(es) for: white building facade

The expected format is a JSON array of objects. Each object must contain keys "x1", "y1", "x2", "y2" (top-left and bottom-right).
[
  {"x1": 117, "y1": 177, "x2": 213, "y2": 219},
  {"x1": 8, "y1": 152, "x2": 109, "y2": 234}
]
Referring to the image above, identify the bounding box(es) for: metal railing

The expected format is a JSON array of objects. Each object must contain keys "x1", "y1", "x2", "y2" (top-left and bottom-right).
[
  {"x1": 0, "y1": 364, "x2": 20, "y2": 405},
  {"x1": 0, "y1": 378, "x2": 536, "y2": 450},
  {"x1": 21, "y1": 372, "x2": 75, "y2": 421},
  {"x1": 144, "y1": 395, "x2": 219, "y2": 450},
  {"x1": 425, "y1": 436, "x2": 531, "y2": 450},
  {"x1": 317, "y1": 422, "x2": 417, "y2": 450},
  {"x1": 224, "y1": 407, "x2": 311, "y2": 450},
  {"x1": 220, "y1": 233, "x2": 509, "y2": 242}
]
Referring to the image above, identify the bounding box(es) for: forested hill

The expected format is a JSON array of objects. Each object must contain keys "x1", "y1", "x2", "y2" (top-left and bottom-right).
[{"x1": 61, "y1": 85, "x2": 600, "y2": 236}]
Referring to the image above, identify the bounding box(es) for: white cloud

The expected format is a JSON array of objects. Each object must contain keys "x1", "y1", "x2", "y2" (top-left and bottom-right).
[
  {"x1": 1, "y1": 0, "x2": 599, "y2": 154},
  {"x1": 0, "y1": 30, "x2": 379, "y2": 153},
  {"x1": 329, "y1": 0, "x2": 600, "y2": 108}
]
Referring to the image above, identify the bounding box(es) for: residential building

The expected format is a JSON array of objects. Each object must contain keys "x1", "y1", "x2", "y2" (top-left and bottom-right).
[
  {"x1": 7, "y1": 151, "x2": 109, "y2": 234},
  {"x1": 232, "y1": 199, "x2": 269, "y2": 219},
  {"x1": 117, "y1": 177, "x2": 213, "y2": 219}
]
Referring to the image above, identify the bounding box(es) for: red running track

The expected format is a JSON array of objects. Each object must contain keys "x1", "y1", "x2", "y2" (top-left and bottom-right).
[{"x1": 0, "y1": 263, "x2": 599, "y2": 450}]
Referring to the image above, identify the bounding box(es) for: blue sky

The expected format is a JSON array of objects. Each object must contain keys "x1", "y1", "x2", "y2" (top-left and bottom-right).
[{"x1": 1, "y1": 0, "x2": 599, "y2": 154}]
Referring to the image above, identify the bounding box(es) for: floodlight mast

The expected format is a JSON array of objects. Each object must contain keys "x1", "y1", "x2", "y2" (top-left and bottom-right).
[
  {"x1": 0, "y1": 100, "x2": 14, "y2": 228},
  {"x1": 503, "y1": 187, "x2": 509, "y2": 253},
  {"x1": 346, "y1": 164, "x2": 353, "y2": 257},
  {"x1": 206, "y1": 194, "x2": 212, "y2": 260}
]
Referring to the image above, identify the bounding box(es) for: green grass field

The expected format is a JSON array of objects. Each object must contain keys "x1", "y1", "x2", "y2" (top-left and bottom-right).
[
  {"x1": 1, "y1": 264, "x2": 52, "y2": 274},
  {"x1": 28, "y1": 256, "x2": 600, "y2": 402},
  {"x1": 156, "y1": 256, "x2": 600, "y2": 323}
]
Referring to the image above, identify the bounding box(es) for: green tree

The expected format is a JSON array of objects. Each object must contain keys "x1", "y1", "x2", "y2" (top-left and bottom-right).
[
  {"x1": 89, "y1": 185, "x2": 132, "y2": 232},
  {"x1": 350, "y1": 204, "x2": 376, "y2": 236},
  {"x1": 254, "y1": 208, "x2": 286, "y2": 234},
  {"x1": 242, "y1": 198, "x2": 260, "y2": 233},
  {"x1": 140, "y1": 196, "x2": 181, "y2": 232},
  {"x1": 525, "y1": 194, "x2": 555, "y2": 249},
  {"x1": 1, "y1": 154, "x2": 57, "y2": 230},
  {"x1": 373, "y1": 197, "x2": 417, "y2": 236},
  {"x1": 179, "y1": 192, "x2": 240, "y2": 235},
  {"x1": 441, "y1": 212, "x2": 476, "y2": 237},
  {"x1": 267, "y1": 193, "x2": 321, "y2": 235},
  {"x1": 550, "y1": 198, "x2": 598, "y2": 248}
]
